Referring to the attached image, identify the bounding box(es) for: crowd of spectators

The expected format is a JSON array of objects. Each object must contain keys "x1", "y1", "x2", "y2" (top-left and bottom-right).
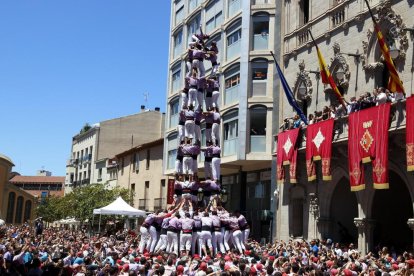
[
  {"x1": 1, "y1": 222, "x2": 414, "y2": 275},
  {"x1": 280, "y1": 88, "x2": 405, "y2": 131}
]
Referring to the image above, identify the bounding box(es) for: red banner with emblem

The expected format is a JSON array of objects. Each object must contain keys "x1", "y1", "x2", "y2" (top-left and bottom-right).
[
  {"x1": 306, "y1": 119, "x2": 334, "y2": 181},
  {"x1": 406, "y1": 97, "x2": 414, "y2": 171},
  {"x1": 348, "y1": 103, "x2": 390, "y2": 191},
  {"x1": 167, "y1": 179, "x2": 175, "y2": 204},
  {"x1": 276, "y1": 128, "x2": 300, "y2": 184}
]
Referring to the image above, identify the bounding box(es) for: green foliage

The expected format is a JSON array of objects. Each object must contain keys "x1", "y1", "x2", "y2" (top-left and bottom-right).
[
  {"x1": 36, "y1": 184, "x2": 130, "y2": 223},
  {"x1": 79, "y1": 123, "x2": 92, "y2": 134}
]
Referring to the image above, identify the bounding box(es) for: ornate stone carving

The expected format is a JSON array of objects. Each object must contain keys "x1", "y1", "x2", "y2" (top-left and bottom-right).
[
  {"x1": 292, "y1": 60, "x2": 313, "y2": 101},
  {"x1": 354, "y1": 218, "x2": 366, "y2": 230},
  {"x1": 361, "y1": 0, "x2": 409, "y2": 73},
  {"x1": 328, "y1": 42, "x2": 351, "y2": 94},
  {"x1": 407, "y1": 219, "x2": 414, "y2": 231}
]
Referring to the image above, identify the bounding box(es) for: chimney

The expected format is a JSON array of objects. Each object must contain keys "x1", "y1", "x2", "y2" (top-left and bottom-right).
[
  {"x1": 155, "y1": 107, "x2": 160, "y2": 112},
  {"x1": 140, "y1": 105, "x2": 145, "y2": 112}
]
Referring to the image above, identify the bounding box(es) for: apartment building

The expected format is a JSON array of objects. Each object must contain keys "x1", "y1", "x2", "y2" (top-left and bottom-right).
[
  {"x1": 65, "y1": 107, "x2": 165, "y2": 194},
  {"x1": 164, "y1": 0, "x2": 281, "y2": 242},
  {"x1": 276, "y1": 0, "x2": 414, "y2": 251},
  {"x1": 115, "y1": 138, "x2": 167, "y2": 212}
]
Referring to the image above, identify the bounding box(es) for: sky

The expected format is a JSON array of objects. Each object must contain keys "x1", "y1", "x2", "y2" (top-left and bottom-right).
[{"x1": 0, "y1": 1, "x2": 171, "y2": 176}]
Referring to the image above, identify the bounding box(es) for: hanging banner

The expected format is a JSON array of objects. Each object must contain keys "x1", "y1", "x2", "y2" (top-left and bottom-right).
[
  {"x1": 276, "y1": 128, "x2": 300, "y2": 184},
  {"x1": 348, "y1": 103, "x2": 391, "y2": 191},
  {"x1": 167, "y1": 179, "x2": 175, "y2": 204},
  {"x1": 306, "y1": 119, "x2": 334, "y2": 181},
  {"x1": 406, "y1": 97, "x2": 414, "y2": 171}
]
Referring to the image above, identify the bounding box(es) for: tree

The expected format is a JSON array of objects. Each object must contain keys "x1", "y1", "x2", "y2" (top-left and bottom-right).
[
  {"x1": 36, "y1": 184, "x2": 129, "y2": 223},
  {"x1": 79, "y1": 123, "x2": 92, "y2": 134}
]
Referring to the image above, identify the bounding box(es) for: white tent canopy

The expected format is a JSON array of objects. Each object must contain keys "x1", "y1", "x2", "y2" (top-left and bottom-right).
[{"x1": 93, "y1": 197, "x2": 146, "y2": 217}]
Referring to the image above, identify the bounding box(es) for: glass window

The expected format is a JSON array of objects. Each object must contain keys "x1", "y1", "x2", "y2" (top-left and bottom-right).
[
  {"x1": 167, "y1": 134, "x2": 178, "y2": 170},
  {"x1": 227, "y1": 29, "x2": 241, "y2": 46},
  {"x1": 187, "y1": 13, "x2": 201, "y2": 45},
  {"x1": 226, "y1": 28, "x2": 241, "y2": 60},
  {"x1": 173, "y1": 29, "x2": 183, "y2": 59},
  {"x1": 175, "y1": 6, "x2": 184, "y2": 25},
  {"x1": 251, "y1": 60, "x2": 268, "y2": 97},
  {"x1": 188, "y1": 0, "x2": 200, "y2": 13},
  {"x1": 223, "y1": 111, "x2": 239, "y2": 156},
  {"x1": 252, "y1": 15, "x2": 269, "y2": 50},
  {"x1": 250, "y1": 107, "x2": 267, "y2": 152},
  {"x1": 171, "y1": 65, "x2": 181, "y2": 93},
  {"x1": 170, "y1": 99, "x2": 180, "y2": 128},
  {"x1": 224, "y1": 66, "x2": 240, "y2": 105},
  {"x1": 228, "y1": 0, "x2": 241, "y2": 18},
  {"x1": 205, "y1": 0, "x2": 223, "y2": 33}
]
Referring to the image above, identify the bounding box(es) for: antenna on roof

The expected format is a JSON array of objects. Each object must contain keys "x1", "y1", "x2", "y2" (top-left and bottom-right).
[{"x1": 143, "y1": 92, "x2": 149, "y2": 106}]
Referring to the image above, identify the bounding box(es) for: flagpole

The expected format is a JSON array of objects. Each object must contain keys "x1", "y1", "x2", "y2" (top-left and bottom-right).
[{"x1": 364, "y1": 0, "x2": 376, "y2": 24}]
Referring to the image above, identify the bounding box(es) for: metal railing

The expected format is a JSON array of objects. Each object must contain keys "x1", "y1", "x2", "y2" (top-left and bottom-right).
[
  {"x1": 138, "y1": 199, "x2": 149, "y2": 211},
  {"x1": 154, "y1": 198, "x2": 165, "y2": 211}
]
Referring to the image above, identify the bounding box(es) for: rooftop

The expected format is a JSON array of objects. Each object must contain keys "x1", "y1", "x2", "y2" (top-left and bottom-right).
[{"x1": 10, "y1": 175, "x2": 65, "y2": 184}]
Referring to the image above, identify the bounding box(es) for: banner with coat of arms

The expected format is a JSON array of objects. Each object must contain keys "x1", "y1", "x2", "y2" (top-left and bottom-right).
[
  {"x1": 348, "y1": 103, "x2": 391, "y2": 191},
  {"x1": 406, "y1": 97, "x2": 414, "y2": 171},
  {"x1": 306, "y1": 119, "x2": 334, "y2": 182},
  {"x1": 276, "y1": 128, "x2": 300, "y2": 184}
]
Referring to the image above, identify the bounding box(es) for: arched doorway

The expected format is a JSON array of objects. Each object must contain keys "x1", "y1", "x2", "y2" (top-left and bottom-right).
[
  {"x1": 371, "y1": 171, "x2": 413, "y2": 252},
  {"x1": 330, "y1": 178, "x2": 358, "y2": 243}
]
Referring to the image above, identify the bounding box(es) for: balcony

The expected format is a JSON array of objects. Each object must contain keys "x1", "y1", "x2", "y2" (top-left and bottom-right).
[
  {"x1": 250, "y1": 135, "x2": 266, "y2": 152},
  {"x1": 226, "y1": 40, "x2": 240, "y2": 61},
  {"x1": 154, "y1": 198, "x2": 166, "y2": 211},
  {"x1": 223, "y1": 138, "x2": 238, "y2": 156},
  {"x1": 138, "y1": 199, "x2": 149, "y2": 211},
  {"x1": 224, "y1": 85, "x2": 239, "y2": 106},
  {"x1": 253, "y1": 34, "x2": 268, "y2": 51},
  {"x1": 106, "y1": 159, "x2": 118, "y2": 169},
  {"x1": 67, "y1": 158, "x2": 78, "y2": 167}
]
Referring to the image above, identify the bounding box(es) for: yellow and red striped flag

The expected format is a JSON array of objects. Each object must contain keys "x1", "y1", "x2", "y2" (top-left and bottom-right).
[
  {"x1": 365, "y1": 0, "x2": 404, "y2": 94},
  {"x1": 309, "y1": 30, "x2": 346, "y2": 108}
]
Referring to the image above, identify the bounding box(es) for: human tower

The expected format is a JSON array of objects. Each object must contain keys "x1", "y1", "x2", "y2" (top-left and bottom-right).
[{"x1": 139, "y1": 27, "x2": 250, "y2": 257}]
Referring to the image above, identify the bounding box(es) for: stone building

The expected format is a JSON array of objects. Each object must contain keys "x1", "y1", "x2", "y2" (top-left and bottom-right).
[{"x1": 275, "y1": 0, "x2": 414, "y2": 252}]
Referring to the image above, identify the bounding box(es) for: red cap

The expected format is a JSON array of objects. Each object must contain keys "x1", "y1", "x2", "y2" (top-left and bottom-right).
[
  {"x1": 224, "y1": 255, "x2": 231, "y2": 261},
  {"x1": 331, "y1": 268, "x2": 338, "y2": 275},
  {"x1": 407, "y1": 259, "x2": 414, "y2": 268},
  {"x1": 200, "y1": 262, "x2": 207, "y2": 271},
  {"x1": 177, "y1": 265, "x2": 184, "y2": 272},
  {"x1": 77, "y1": 252, "x2": 83, "y2": 257},
  {"x1": 326, "y1": 260, "x2": 334, "y2": 268},
  {"x1": 116, "y1": 259, "x2": 122, "y2": 264},
  {"x1": 249, "y1": 266, "x2": 257, "y2": 275},
  {"x1": 256, "y1": 263, "x2": 263, "y2": 271},
  {"x1": 312, "y1": 257, "x2": 319, "y2": 263},
  {"x1": 224, "y1": 264, "x2": 231, "y2": 271},
  {"x1": 157, "y1": 255, "x2": 163, "y2": 261},
  {"x1": 343, "y1": 269, "x2": 352, "y2": 276},
  {"x1": 392, "y1": 263, "x2": 399, "y2": 270},
  {"x1": 123, "y1": 264, "x2": 129, "y2": 271},
  {"x1": 269, "y1": 256, "x2": 275, "y2": 261},
  {"x1": 193, "y1": 254, "x2": 201, "y2": 260},
  {"x1": 245, "y1": 250, "x2": 251, "y2": 256}
]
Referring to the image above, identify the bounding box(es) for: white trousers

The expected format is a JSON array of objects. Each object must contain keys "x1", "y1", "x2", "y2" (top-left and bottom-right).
[
  {"x1": 212, "y1": 91, "x2": 220, "y2": 108},
  {"x1": 139, "y1": 226, "x2": 150, "y2": 253},
  {"x1": 205, "y1": 96, "x2": 212, "y2": 110},
  {"x1": 242, "y1": 228, "x2": 250, "y2": 245},
  {"x1": 195, "y1": 124, "x2": 201, "y2": 142},
  {"x1": 148, "y1": 226, "x2": 159, "y2": 252},
  {"x1": 224, "y1": 229, "x2": 232, "y2": 252},
  {"x1": 181, "y1": 92, "x2": 188, "y2": 109},
  {"x1": 211, "y1": 64, "x2": 219, "y2": 76},
  {"x1": 175, "y1": 159, "x2": 183, "y2": 175},
  {"x1": 232, "y1": 230, "x2": 244, "y2": 254},
  {"x1": 155, "y1": 234, "x2": 167, "y2": 252},
  {"x1": 197, "y1": 91, "x2": 204, "y2": 109},
  {"x1": 185, "y1": 120, "x2": 195, "y2": 139},
  {"x1": 180, "y1": 233, "x2": 192, "y2": 252},
  {"x1": 199, "y1": 231, "x2": 213, "y2": 254},
  {"x1": 166, "y1": 231, "x2": 179, "y2": 255},
  {"x1": 212, "y1": 231, "x2": 225, "y2": 255},
  {"x1": 188, "y1": 88, "x2": 197, "y2": 107},
  {"x1": 212, "y1": 157, "x2": 221, "y2": 181},
  {"x1": 191, "y1": 231, "x2": 201, "y2": 256},
  {"x1": 183, "y1": 156, "x2": 194, "y2": 175},
  {"x1": 212, "y1": 123, "x2": 220, "y2": 145},
  {"x1": 192, "y1": 158, "x2": 198, "y2": 174},
  {"x1": 178, "y1": 125, "x2": 185, "y2": 142},
  {"x1": 192, "y1": 59, "x2": 205, "y2": 78},
  {"x1": 206, "y1": 128, "x2": 212, "y2": 143},
  {"x1": 186, "y1": 61, "x2": 192, "y2": 77},
  {"x1": 204, "y1": 161, "x2": 212, "y2": 179}
]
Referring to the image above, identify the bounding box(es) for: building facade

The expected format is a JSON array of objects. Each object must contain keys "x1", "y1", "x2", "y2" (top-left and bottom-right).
[
  {"x1": 65, "y1": 107, "x2": 165, "y2": 193},
  {"x1": 10, "y1": 175, "x2": 65, "y2": 198},
  {"x1": 115, "y1": 139, "x2": 167, "y2": 212},
  {"x1": 0, "y1": 154, "x2": 36, "y2": 224},
  {"x1": 276, "y1": 0, "x2": 414, "y2": 252},
  {"x1": 164, "y1": 0, "x2": 281, "y2": 242}
]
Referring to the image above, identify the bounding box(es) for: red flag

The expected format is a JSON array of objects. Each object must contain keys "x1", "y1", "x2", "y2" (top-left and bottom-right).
[
  {"x1": 406, "y1": 97, "x2": 414, "y2": 171},
  {"x1": 276, "y1": 128, "x2": 300, "y2": 184}
]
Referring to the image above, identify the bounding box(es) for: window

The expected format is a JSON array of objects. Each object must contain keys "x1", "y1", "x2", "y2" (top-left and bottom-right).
[
  {"x1": 15, "y1": 196, "x2": 24, "y2": 224},
  {"x1": 121, "y1": 158, "x2": 124, "y2": 176},
  {"x1": 251, "y1": 60, "x2": 268, "y2": 97},
  {"x1": 175, "y1": 5, "x2": 184, "y2": 25},
  {"x1": 250, "y1": 106, "x2": 267, "y2": 152},
  {"x1": 187, "y1": 14, "x2": 201, "y2": 45},
  {"x1": 252, "y1": 14, "x2": 269, "y2": 50},
  {"x1": 205, "y1": 0, "x2": 223, "y2": 33},
  {"x1": 223, "y1": 111, "x2": 239, "y2": 156},
  {"x1": 24, "y1": 200, "x2": 32, "y2": 222},
  {"x1": 226, "y1": 28, "x2": 241, "y2": 60},
  {"x1": 188, "y1": 0, "x2": 200, "y2": 13},
  {"x1": 167, "y1": 134, "x2": 178, "y2": 170},
  {"x1": 145, "y1": 181, "x2": 150, "y2": 189},
  {"x1": 146, "y1": 149, "x2": 150, "y2": 169},
  {"x1": 228, "y1": 0, "x2": 241, "y2": 18},
  {"x1": 299, "y1": 0, "x2": 310, "y2": 26},
  {"x1": 133, "y1": 153, "x2": 140, "y2": 172},
  {"x1": 171, "y1": 64, "x2": 181, "y2": 93},
  {"x1": 98, "y1": 168, "x2": 102, "y2": 180},
  {"x1": 6, "y1": 192, "x2": 15, "y2": 223},
  {"x1": 170, "y1": 99, "x2": 180, "y2": 128},
  {"x1": 173, "y1": 29, "x2": 183, "y2": 59},
  {"x1": 131, "y1": 183, "x2": 136, "y2": 206},
  {"x1": 224, "y1": 65, "x2": 240, "y2": 105}
]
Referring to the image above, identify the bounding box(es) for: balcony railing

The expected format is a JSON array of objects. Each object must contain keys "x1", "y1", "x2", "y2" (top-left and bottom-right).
[
  {"x1": 154, "y1": 198, "x2": 166, "y2": 211},
  {"x1": 253, "y1": 34, "x2": 268, "y2": 51},
  {"x1": 226, "y1": 40, "x2": 241, "y2": 61},
  {"x1": 224, "y1": 85, "x2": 239, "y2": 106},
  {"x1": 250, "y1": 135, "x2": 266, "y2": 152},
  {"x1": 223, "y1": 138, "x2": 238, "y2": 156},
  {"x1": 294, "y1": 101, "x2": 407, "y2": 149},
  {"x1": 138, "y1": 199, "x2": 149, "y2": 211},
  {"x1": 67, "y1": 158, "x2": 78, "y2": 167}
]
